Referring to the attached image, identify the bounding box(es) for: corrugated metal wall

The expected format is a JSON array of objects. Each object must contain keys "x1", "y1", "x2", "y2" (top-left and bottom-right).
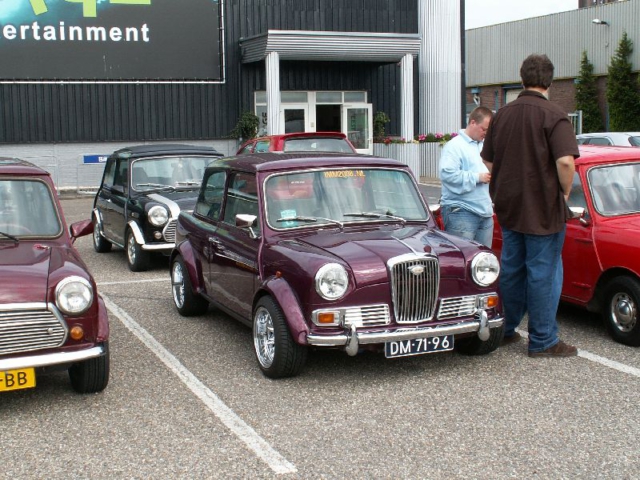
[
  {"x1": 0, "y1": 0, "x2": 419, "y2": 144},
  {"x1": 466, "y1": 0, "x2": 640, "y2": 87}
]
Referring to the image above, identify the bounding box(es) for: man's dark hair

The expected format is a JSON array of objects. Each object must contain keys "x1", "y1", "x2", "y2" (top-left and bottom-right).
[
  {"x1": 520, "y1": 54, "x2": 554, "y2": 89},
  {"x1": 468, "y1": 106, "x2": 493, "y2": 125}
]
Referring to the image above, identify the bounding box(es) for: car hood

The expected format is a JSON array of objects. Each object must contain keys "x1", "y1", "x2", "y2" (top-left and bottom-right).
[
  {"x1": 280, "y1": 225, "x2": 473, "y2": 287},
  {"x1": 0, "y1": 242, "x2": 89, "y2": 304},
  {"x1": 146, "y1": 190, "x2": 200, "y2": 213}
]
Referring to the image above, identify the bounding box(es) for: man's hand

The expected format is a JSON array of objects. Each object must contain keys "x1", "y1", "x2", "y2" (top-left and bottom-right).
[{"x1": 478, "y1": 172, "x2": 491, "y2": 184}]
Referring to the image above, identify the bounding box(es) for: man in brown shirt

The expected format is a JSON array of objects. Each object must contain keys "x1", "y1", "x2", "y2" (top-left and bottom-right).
[{"x1": 481, "y1": 54, "x2": 579, "y2": 357}]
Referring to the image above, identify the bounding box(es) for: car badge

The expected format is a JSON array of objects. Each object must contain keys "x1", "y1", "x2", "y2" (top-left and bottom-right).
[{"x1": 410, "y1": 265, "x2": 424, "y2": 276}]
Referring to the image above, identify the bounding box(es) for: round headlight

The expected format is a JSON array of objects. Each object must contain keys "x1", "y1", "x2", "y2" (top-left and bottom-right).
[
  {"x1": 471, "y1": 252, "x2": 500, "y2": 287},
  {"x1": 56, "y1": 276, "x2": 93, "y2": 315},
  {"x1": 148, "y1": 205, "x2": 169, "y2": 227},
  {"x1": 315, "y1": 263, "x2": 349, "y2": 300}
]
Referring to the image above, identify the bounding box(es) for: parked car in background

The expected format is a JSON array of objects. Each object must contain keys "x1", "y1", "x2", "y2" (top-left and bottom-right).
[
  {"x1": 576, "y1": 132, "x2": 640, "y2": 147},
  {"x1": 92, "y1": 144, "x2": 223, "y2": 271},
  {"x1": 170, "y1": 152, "x2": 503, "y2": 378},
  {"x1": 490, "y1": 146, "x2": 640, "y2": 346},
  {"x1": 236, "y1": 132, "x2": 357, "y2": 155},
  {"x1": 0, "y1": 158, "x2": 109, "y2": 394}
]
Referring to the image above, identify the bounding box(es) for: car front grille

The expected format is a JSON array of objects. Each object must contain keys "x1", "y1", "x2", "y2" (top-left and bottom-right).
[
  {"x1": 438, "y1": 295, "x2": 477, "y2": 320},
  {"x1": 343, "y1": 304, "x2": 390, "y2": 328},
  {"x1": 389, "y1": 254, "x2": 439, "y2": 323},
  {"x1": 0, "y1": 305, "x2": 67, "y2": 356},
  {"x1": 163, "y1": 219, "x2": 177, "y2": 243}
]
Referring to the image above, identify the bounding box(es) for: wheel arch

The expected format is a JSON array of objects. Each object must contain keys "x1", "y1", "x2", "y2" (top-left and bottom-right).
[
  {"x1": 590, "y1": 267, "x2": 640, "y2": 312},
  {"x1": 172, "y1": 242, "x2": 206, "y2": 295},
  {"x1": 255, "y1": 276, "x2": 309, "y2": 345}
]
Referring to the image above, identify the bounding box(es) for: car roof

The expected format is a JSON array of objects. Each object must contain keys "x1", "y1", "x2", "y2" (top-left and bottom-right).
[
  {"x1": 577, "y1": 145, "x2": 640, "y2": 166},
  {"x1": 112, "y1": 143, "x2": 224, "y2": 159},
  {"x1": 210, "y1": 152, "x2": 406, "y2": 173},
  {"x1": 0, "y1": 157, "x2": 51, "y2": 177},
  {"x1": 255, "y1": 132, "x2": 348, "y2": 141}
]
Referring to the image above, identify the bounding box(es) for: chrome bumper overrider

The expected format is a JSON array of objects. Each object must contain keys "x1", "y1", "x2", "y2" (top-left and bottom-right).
[
  {"x1": 307, "y1": 314, "x2": 504, "y2": 350},
  {"x1": 0, "y1": 345, "x2": 106, "y2": 371}
]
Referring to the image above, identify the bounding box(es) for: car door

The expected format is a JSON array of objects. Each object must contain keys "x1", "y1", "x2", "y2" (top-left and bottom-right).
[
  {"x1": 191, "y1": 169, "x2": 227, "y2": 298},
  {"x1": 562, "y1": 170, "x2": 600, "y2": 304},
  {"x1": 95, "y1": 157, "x2": 127, "y2": 244},
  {"x1": 208, "y1": 171, "x2": 260, "y2": 319}
]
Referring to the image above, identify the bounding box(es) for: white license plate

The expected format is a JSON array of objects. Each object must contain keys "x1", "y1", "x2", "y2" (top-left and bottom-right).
[{"x1": 385, "y1": 335, "x2": 454, "y2": 358}]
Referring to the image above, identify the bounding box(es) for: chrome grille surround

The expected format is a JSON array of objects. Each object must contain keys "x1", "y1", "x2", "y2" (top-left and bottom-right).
[
  {"x1": 438, "y1": 295, "x2": 477, "y2": 320},
  {"x1": 388, "y1": 253, "x2": 439, "y2": 324},
  {"x1": 163, "y1": 219, "x2": 177, "y2": 243},
  {"x1": 0, "y1": 303, "x2": 68, "y2": 356}
]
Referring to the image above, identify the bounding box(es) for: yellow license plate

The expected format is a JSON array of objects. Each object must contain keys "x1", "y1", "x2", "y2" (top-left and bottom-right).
[{"x1": 0, "y1": 368, "x2": 36, "y2": 392}]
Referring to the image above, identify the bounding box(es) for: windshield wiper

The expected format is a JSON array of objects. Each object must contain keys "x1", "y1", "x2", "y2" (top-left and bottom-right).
[
  {"x1": 276, "y1": 215, "x2": 344, "y2": 229},
  {"x1": 0, "y1": 230, "x2": 20, "y2": 243},
  {"x1": 135, "y1": 183, "x2": 176, "y2": 192},
  {"x1": 344, "y1": 211, "x2": 406, "y2": 225},
  {"x1": 174, "y1": 180, "x2": 201, "y2": 187}
]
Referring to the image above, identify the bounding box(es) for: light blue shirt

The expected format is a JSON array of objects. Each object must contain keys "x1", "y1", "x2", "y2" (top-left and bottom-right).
[{"x1": 438, "y1": 129, "x2": 493, "y2": 217}]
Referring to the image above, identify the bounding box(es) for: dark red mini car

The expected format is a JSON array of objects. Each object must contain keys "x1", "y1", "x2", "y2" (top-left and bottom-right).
[
  {"x1": 0, "y1": 158, "x2": 109, "y2": 394},
  {"x1": 492, "y1": 146, "x2": 640, "y2": 346},
  {"x1": 170, "y1": 153, "x2": 503, "y2": 378},
  {"x1": 236, "y1": 132, "x2": 357, "y2": 155}
]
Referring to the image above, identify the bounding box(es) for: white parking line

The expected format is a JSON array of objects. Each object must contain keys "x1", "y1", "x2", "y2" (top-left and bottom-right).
[
  {"x1": 102, "y1": 295, "x2": 297, "y2": 475},
  {"x1": 517, "y1": 329, "x2": 640, "y2": 378}
]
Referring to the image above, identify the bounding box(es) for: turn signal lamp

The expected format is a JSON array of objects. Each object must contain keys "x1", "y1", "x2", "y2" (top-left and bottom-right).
[
  {"x1": 70, "y1": 325, "x2": 85, "y2": 341},
  {"x1": 317, "y1": 312, "x2": 337, "y2": 324},
  {"x1": 478, "y1": 295, "x2": 499, "y2": 310}
]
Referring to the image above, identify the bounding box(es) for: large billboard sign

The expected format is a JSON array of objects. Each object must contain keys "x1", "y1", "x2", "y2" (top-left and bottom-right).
[{"x1": 0, "y1": 0, "x2": 223, "y2": 82}]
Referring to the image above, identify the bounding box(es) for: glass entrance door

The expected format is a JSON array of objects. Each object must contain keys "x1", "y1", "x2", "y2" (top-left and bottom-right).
[
  {"x1": 281, "y1": 105, "x2": 309, "y2": 133},
  {"x1": 342, "y1": 104, "x2": 373, "y2": 154}
]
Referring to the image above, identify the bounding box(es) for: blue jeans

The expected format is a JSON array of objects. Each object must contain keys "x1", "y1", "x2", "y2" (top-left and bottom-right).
[
  {"x1": 441, "y1": 205, "x2": 493, "y2": 248},
  {"x1": 500, "y1": 226, "x2": 566, "y2": 352}
]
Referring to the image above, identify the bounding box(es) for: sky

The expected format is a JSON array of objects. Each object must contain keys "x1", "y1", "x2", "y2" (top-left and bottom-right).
[{"x1": 465, "y1": 0, "x2": 579, "y2": 29}]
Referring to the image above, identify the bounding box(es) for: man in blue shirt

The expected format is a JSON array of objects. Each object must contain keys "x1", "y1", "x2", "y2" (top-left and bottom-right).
[{"x1": 439, "y1": 106, "x2": 494, "y2": 247}]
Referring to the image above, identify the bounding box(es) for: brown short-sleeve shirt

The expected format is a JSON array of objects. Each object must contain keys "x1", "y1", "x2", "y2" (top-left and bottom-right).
[{"x1": 481, "y1": 90, "x2": 580, "y2": 235}]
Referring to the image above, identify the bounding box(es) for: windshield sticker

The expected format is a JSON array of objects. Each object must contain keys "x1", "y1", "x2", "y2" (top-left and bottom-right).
[
  {"x1": 323, "y1": 170, "x2": 365, "y2": 178},
  {"x1": 280, "y1": 209, "x2": 297, "y2": 227}
]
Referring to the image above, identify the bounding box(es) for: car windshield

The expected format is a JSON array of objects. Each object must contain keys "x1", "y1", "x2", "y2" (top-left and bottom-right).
[
  {"x1": 131, "y1": 156, "x2": 214, "y2": 191},
  {"x1": 588, "y1": 162, "x2": 640, "y2": 216},
  {"x1": 0, "y1": 179, "x2": 62, "y2": 237},
  {"x1": 264, "y1": 168, "x2": 427, "y2": 230},
  {"x1": 630, "y1": 136, "x2": 640, "y2": 147},
  {"x1": 282, "y1": 137, "x2": 354, "y2": 153}
]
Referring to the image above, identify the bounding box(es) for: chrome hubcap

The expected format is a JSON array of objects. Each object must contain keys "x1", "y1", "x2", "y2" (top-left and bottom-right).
[
  {"x1": 127, "y1": 234, "x2": 136, "y2": 264},
  {"x1": 93, "y1": 224, "x2": 101, "y2": 245},
  {"x1": 610, "y1": 292, "x2": 637, "y2": 333},
  {"x1": 254, "y1": 306, "x2": 275, "y2": 368},
  {"x1": 172, "y1": 262, "x2": 185, "y2": 308}
]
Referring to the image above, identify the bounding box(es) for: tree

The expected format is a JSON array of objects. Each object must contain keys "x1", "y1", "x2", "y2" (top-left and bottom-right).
[
  {"x1": 575, "y1": 51, "x2": 604, "y2": 133},
  {"x1": 606, "y1": 32, "x2": 640, "y2": 131}
]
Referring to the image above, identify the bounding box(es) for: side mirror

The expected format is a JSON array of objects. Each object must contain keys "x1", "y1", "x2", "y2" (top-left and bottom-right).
[
  {"x1": 568, "y1": 206, "x2": 591, "y2": 226},
  {"x1": 236, "y1": 214, "x2": 259, "y2": 239},
  {"x1": 70, "y1": 219, "x2": 93, "y2": 243}
]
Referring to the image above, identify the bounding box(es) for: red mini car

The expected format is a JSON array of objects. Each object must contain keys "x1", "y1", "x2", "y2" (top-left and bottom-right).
[
  {"x1": 236, "y1": 132, "x2": 357, "y2": 155},
  {"x1": 434, "y1": 146, "x2": 640, "y2": 346},
  {"x1": 0, "y1": 158, "x2": 110, "y2": 394}
]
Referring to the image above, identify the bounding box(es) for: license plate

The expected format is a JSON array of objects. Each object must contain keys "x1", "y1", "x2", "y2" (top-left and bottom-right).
[
  {"x1": 385, "y1": 335, "x2": 454, "y2": 358},
  {"x1": 0, "y1": 368, "x2": 36, "y2": 392}
]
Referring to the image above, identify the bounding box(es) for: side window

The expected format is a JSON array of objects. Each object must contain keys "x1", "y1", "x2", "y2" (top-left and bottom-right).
[
  {"x1": 102, "y1": 159, "x2": 116, "y2": 188},
  {"x1": 567, "y1": 172, "x2": 587, "y2": 210},
  {"x1": 223, "y1": 172, "x2": 260, "y2": 234},
  {"x1": 255, "y1": 140, "x2": 270, "y2": 153},
  {"x1": 589, "y1": 137, "x2": 612, "y2": 146},
  {"x1": 113, "y1": 159, "x2": 129, "y2": 194},
  {"x1": 239, "y1": 143, "x2": 254, "y2": 154},
  {"x1": 195, "y1": 170, "x2": 226, "y2": 220}
]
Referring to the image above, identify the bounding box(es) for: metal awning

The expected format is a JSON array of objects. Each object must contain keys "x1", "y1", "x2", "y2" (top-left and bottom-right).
[{"x1": 240, "y1": 30, "x2": 421, "y2": 63}]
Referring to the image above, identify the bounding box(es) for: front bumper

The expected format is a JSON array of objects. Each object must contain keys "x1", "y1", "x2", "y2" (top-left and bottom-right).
[
  {"x1": 307, "y1": 314, "x2": 503, "y2": 351},
  {"x1": 0, "y1": 345, "x2": 106, "y2": 371}
]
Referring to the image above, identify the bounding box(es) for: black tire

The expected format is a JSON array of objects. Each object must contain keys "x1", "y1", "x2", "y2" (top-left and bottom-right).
[
  {"x1": 69, "y1": 343, "x2": 110, "y2": 393},
  {"x1": 171, "y1": 256, "x2": 209, "y2": 316},
  {"x1": 92, "y1": 217, "x2": 112, "y2": 253},
  {"x1": 126, "y1": 229, "x2": 150, "y2": 272},
  {"x1": 455, "y1": 324, "x2": 504, "y2": 355},
  {"x1": 253, "y1": 296, "x2": 307, "y2": 378},
  {"x1": 603, "y1": 276, "x2": 640, "y2": 347}
]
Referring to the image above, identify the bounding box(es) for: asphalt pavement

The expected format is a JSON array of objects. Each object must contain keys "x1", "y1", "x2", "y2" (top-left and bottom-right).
[{"x1": 2, "y1": 196, "x2": 639, "y2": 479}]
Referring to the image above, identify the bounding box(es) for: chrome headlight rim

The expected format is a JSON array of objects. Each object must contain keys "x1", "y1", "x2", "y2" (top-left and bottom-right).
[
  {"x1": 471, "y1": 252, "x2": 500, "y2": 287},
  {"x1": 148, "y1": 205, "x2": 169, "y2": 227},
  {"x1": 55, "y1": 276, "x2": 94, "y2": 315},
  {"x1": 315, "y1": 263, "x2": 349, "y2": 301}
]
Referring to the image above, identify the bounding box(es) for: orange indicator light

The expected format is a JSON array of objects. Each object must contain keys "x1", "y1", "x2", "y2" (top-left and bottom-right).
[
  {"x1": 317, "y1": 312, "x2": 336, "y2": 324},
  {"x1": 70, "y1": 326, "x2": 84, "y2": 341}
]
